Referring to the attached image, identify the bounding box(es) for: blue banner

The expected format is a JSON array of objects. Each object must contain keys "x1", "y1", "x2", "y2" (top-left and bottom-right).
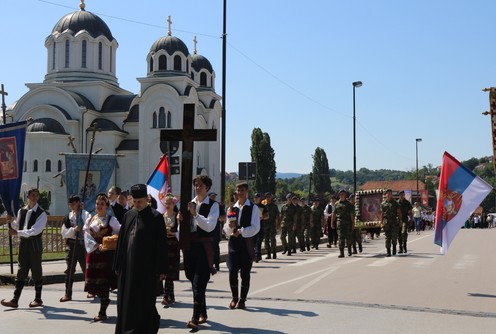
[
  {"x1": 64, "y1": 153, "x2": 116, "y2": 214},
  {"x1": 0, "y1": 121, "x2": 27, "y2": 216}
]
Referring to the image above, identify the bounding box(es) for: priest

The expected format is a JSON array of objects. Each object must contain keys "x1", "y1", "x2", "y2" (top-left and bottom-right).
[{"x1": 113, "y1": 184, "x2": 168, "y2": 334}]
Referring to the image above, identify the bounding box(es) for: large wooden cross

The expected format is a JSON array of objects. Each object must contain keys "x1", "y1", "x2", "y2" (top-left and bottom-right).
[{"x1": 161, "y1": 103, "x2": 217, "y2": 250}]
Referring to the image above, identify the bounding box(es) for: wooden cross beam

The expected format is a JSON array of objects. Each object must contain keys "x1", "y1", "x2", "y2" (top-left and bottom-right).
[{"x1": 161, "y1": 103, "x2": 217, "y2": 250}]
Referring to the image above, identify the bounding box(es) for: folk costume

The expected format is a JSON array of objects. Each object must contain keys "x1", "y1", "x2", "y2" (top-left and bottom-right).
[
  {"x1": 84, "y1": 212, "x2": 120, "y2": 320},
  {"x1": 182, "y1": 196, "x2": 219, "y2": 326},
  {"x1": 60, "y1": 201, "x2": 90, "y2": 301},
  {"x1": 223, "y1": 199, "x2": 260, "y2": 309},
  {"x1": 113, "y1": 184, "x2": 168, "y2": 334},
  {"x1": 1, "y1": 202, "x2": 47, "y2": 308},
  {"x1": 161, "y1": 206, "x2": 180, "y2": 306}
]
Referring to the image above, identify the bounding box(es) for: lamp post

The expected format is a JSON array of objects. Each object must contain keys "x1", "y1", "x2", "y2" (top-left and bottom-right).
[
  {"x1": 352, "y1": 81, "x2": 362, "y2": 194},
  {"x1": 416, "y1": 138, "x2": 422, "y2": 204}
]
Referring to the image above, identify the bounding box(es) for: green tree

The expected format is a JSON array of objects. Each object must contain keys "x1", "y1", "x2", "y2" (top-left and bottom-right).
[
  {"x1": 312, "y1": 147, "x2": 332, "y2": 194},
  {"x1": 250, "y1": 128, "x2": 277, "y2": 194}
]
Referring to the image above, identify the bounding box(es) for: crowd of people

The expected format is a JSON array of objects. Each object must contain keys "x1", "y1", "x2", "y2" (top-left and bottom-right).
[{"x1": 1, "y1": 180, "x2": 487, "y2": 332}]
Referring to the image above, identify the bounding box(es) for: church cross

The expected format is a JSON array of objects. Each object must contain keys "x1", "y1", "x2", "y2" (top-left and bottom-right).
[
  {"x1": 167, "y1": 15, "x2": 172, "y2": 36},
  {"x1": 67, "y1": 135, "x2": 77, "y2": 153},
  {"x1": 1, "y1": 84, "x2": 8, "y2": 125},
  {"x1": 193, "y1": 35, "x2": 197, "y2": 55},
  {"x1": 160, "y1": 103, "x2": 217, "y2": 250}
]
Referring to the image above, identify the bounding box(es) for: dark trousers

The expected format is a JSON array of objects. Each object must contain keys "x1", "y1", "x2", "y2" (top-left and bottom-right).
[
  {"x1": 253, "y1": 228, "x2": 264, "y2": 261},
  {"x1": 64, "y1": 239, "x2": 86, "y2": 295},
  {"x1": 227, "y1": 252, "x2": 253, "y2": 300},
  {"x1": 183, "y1": 242, "x2": 211, "y2": 320},
  {"x1": 14, "y1": 238, "x2": 43, "y2": 301}
]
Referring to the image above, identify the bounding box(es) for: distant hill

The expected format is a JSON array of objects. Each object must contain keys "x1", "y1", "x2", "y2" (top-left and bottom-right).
[{"x1": 277, "y1": 172, "x2": 304, "y2": 179}]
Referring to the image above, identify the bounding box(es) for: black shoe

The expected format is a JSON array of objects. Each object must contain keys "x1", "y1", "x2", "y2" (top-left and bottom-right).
[
  {"x1": 29, "y1": 299, "x2": 43, "y2": 308},
  {"x1": 1, "y1": 299, "x2": 19, "y2": 308},
  {"x1": 273, "y1": 252, "x2": 277, "y2": 259},
  {"x1": 282, "y1": 249, "x2": 287, "y2": 255},
  {"x1": 265, "y1": 253, "x2": 271, "y2": 259},
  {"x1": 237, "y1": 298, "x2": 246, "y2": 309}
]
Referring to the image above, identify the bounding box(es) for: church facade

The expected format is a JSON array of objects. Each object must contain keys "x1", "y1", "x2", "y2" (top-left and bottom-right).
[{"x1": 6, "y1": 2, "x2": 222, "y2": 215}]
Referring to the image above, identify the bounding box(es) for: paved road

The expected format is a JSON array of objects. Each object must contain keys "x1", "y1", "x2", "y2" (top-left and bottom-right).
[{"x1": 1, "y1": 229, "x2": 496, "y2": 333}]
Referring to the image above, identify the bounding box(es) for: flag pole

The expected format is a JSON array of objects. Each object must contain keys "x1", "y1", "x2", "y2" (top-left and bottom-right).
[{"x1": 8, "y1": 201, "x2": 16, "y2": 274}]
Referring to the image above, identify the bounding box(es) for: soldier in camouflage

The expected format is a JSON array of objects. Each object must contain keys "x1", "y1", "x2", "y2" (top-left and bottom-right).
[
  {"x1": 397, "y1": 190, "x2": 412, "y2": 254},
  {"x1": 300, "y1": 198, "x2": 312, "y2": 251},
  {"x1": 263, "y1": 193, "x2": 279, "y2": 259},
  {"x1": 331, "y1": 189, "x2": 355, "y2": 258},
  {"x1": 292, "y1": 196, "x2": 304, "y2": 253},
  {"x1": 309, "y1": 198, "x2": 325, "y2": 249},
  {"x1": 381, "y1": 189, "x2": 402, "y2": 256},
  {"x1": 349, "y1": 193, "x2": 362, "y2": 254},
  {"x1": 279, "y1": 194, "x2": 297, "y2": 256}
]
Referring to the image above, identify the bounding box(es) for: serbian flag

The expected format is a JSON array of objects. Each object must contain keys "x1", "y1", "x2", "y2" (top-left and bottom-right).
[
  {"x1": 0, "y1": 121, "x2": 27, "y2": 216},
  {"x1": 434, "y1": 152, "x2": 493, "y2": 254},
  {"x1": 146, "y1": 155, "x2": 170, "y2": 214}
]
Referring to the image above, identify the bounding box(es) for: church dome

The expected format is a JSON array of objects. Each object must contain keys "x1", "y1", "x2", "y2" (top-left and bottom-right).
[
  {"x1": 150, "y1": 35, "x2": 190, "y2": 56},
  {"x1": 191, "y1": 54, "x2": 213, "y2": 73},
  {"x1": 51, "y1": 4, "x2": 114, "y2": 40},
  {"x1": 27, "y1": 118, "x2": 68, "y2": 135}
]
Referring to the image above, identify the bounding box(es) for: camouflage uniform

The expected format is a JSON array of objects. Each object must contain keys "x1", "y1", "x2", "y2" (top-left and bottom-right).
[
  {"x1": 264, "y1": 200, "x2": 279, "y2": 259},
  {"x1": 333, "y1": 199, "x2": 355, "y2": 257},
  {"x1": 280, "y1": 201, "x2": 296, "y2": 255},
  {"x1": 310, "y1": 202, "x2": 324, "y2": 249},
  {"x1": 300, "y1": 202, "x2": 312, "y2": 251},
  {"x1": 397, "y1": 197, "x2": 412, "y2": 253},
  {"x1": 293, "y1": 203, "x2": 304, "y2": 252},
  {"x1": 381, "y1": 197, "x2": 400, "y2": 256}
]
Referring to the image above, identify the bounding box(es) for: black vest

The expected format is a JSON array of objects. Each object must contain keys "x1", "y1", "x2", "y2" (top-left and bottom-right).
[
  {"x1": 197, "y1": 199, "x2": 215, "y2": 237},
  {"x1": 233, "y1": 202, "x2": 254, "y2": 228},
  {"x1": 19, "y1": 206, "x2": 45, "y2": 239}
]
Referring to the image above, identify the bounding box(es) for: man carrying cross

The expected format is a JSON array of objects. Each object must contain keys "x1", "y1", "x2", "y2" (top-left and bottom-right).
[{"x1": 161, "y1": 103, "x2": 218, "y2": 330}]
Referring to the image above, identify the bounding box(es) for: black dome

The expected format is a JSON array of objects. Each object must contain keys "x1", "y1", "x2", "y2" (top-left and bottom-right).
[
  {"x1": 191, "y1": 54, "x2": 213, "y2": 73},
  {"x1": 150, "y1": 35, "x2": 189, "y2": 56},
  {"x1": 27, "y1": 118, "x2": 68, "y2": 135},
  {"x1": 52, "y1": 9, "x2": 114, "y2": 40}
]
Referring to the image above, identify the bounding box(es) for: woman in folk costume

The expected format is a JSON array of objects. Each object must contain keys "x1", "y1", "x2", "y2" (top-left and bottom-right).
[
  {"x1": 161, "y1": 194, "x2": 180, "y2": 307},
  {"x1": 83, "y1": 192, "x2": 120, "y2": 321}
]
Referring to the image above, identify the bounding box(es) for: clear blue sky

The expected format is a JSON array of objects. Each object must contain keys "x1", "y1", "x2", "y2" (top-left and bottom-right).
[{"x1": 2, "y1": 0, "x2": 494, "y2": 174}]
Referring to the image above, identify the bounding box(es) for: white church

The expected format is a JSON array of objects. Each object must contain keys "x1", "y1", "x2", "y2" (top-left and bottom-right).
[{"x1": 5, "y1": 1, "x2": 222, "y2": 215}]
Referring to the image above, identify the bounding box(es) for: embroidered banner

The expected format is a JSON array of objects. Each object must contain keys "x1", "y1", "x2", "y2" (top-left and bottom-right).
[{"x1": 65, "y1": 153, "x2": 116, "y2": 214}]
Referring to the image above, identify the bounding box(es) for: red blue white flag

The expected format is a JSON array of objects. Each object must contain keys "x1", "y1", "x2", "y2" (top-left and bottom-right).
[
  {"x1": 434, "y1": 152, "x2": 493, "y2": 254},
  {"x1": 146, "y1": 155, "x2": 170, "y2": 214}
]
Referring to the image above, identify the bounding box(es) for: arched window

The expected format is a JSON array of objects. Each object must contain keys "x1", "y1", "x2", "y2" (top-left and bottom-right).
[
  {"x1": 159, "y1": 107, "x2": 166, "y2": 128},
  {"x1": 200, "y1": 72, "x2": 207, "y2": 86},
  {"x1": 58, "y1": 160, "x2": 63, "y2": 172},
  {"x1": 159, "y1": 55, "x2": 167, "y2": 70},
  {"x1": 186, "y1": 59, "x2": 189, "y2": 72},
  {"x1": 174, "y1": 55, "x2": 181, "y2": 71},
  {"x1": 52, "y1": 43, "x2": 56, "y2": 70},
  {"x1": 152, "y1": 112, "x2": 157, "y2": 128},
  {"x1": 149, "y1": 58, "x2": 154, "y2": 73},
  {"x1": 98, "y1": 42, "x2": 103, "y2": 70},
  {"x1": 191, "y1": 72, "x2": 194, "y2": 80},
  {"x1": 82, "y1": 40, "x2": 87, "y2": 68},
  {"x1": 45, "y1": 160, "x2": 51, "y2": 172},
  {"x1": 33, "y1": 160, "x2": 38, "y2": 172},
  {"x1": 167, "y1": 111, "x2": 172, "y2": 128},
  {"x1": 65, "y1": 40, "x2": 70, "y2": 68},
  {"x1": 110, "y1": 46, "x2": 113, "y2": 72}
]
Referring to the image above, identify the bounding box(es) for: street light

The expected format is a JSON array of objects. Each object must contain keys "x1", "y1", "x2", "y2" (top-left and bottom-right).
[
  {"x1": 352, "y1": 81, "x2": 362, "y2": 194},
  {"x1": 416, "y1": 138, "x2": 422, "y2": 204}
]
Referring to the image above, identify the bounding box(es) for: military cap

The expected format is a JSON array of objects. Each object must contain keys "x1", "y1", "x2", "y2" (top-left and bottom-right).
[
  {"x1": 265, "y1": 192, "x2": 272, "y2": 197},
  {"x1": 286, "y1": 193, "x2": 293, "y2": 199},
  {"x1": 384, "y1": 188, "x2": 392, "y2": 194},
  {"x1": 254, "y1": 193, "x2": 261, "y2": 198},
  {"x1": 338, "y1": 189, "x2": 348, "y2": 195}
]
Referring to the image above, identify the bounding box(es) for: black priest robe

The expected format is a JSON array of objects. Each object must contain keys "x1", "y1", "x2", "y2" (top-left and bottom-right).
[{"x1": 113, "y1": 205, "x2": 168, "y2": 334}]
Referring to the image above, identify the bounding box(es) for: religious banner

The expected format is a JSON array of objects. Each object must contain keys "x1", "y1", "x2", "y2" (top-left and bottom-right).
[
  {"x1": 65, "y1": 153, "x2": 116, "y2": 214},
  {"x1": 0, "y1": 121, "x2": 27, "y2": 216}
]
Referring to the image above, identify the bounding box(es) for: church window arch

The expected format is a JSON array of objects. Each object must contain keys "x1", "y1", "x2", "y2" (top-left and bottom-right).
[
  {"x1": 159, "y1": 107, "x2": 166, "y2": 128},
  {"x1": 200, "y1": 72, "x2": 207, "y2": 86},
  {"x1": 58, "y1": 160, "x2": 63, "y2": 172},
  {"x1": 82, "y1": 40, "x2": 87, "y2": 68},
  {"x1": 152, "y1": 112, "x2": 157, "y2": 128},
  {"x1": 149, "y1": 57, "x2": 154, "y2": 73},
  {"x1": 159, "y1": 55, "x2": 167, "y2": 70},
  {"x1": 167, "y1": 111, "x2": 172, "y2": 128},
  {"x1": 186, "y1": 59, "x2": 189, "y2": 72},
  {"x1": 174, "y1": 55, "x2": 181, "y2": 71},
  {"x1": 110, "y1": 46, "x2": 113, "y2": 72},
  {"x1": 33, "y1": 160, "x2": 38, "y2": 172},
  {"x1": 45, "y1": 160, "x2": 51, "y2": 172},
  {"x1": 98, "y1": 42, "x2": 103, "y2": 70},
  {"x1": 65, "y1": 40, "x2": 70, "y2": 68},
  {"x1": 191, "y1": 72, "x2": 194, "y2": 80}
]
